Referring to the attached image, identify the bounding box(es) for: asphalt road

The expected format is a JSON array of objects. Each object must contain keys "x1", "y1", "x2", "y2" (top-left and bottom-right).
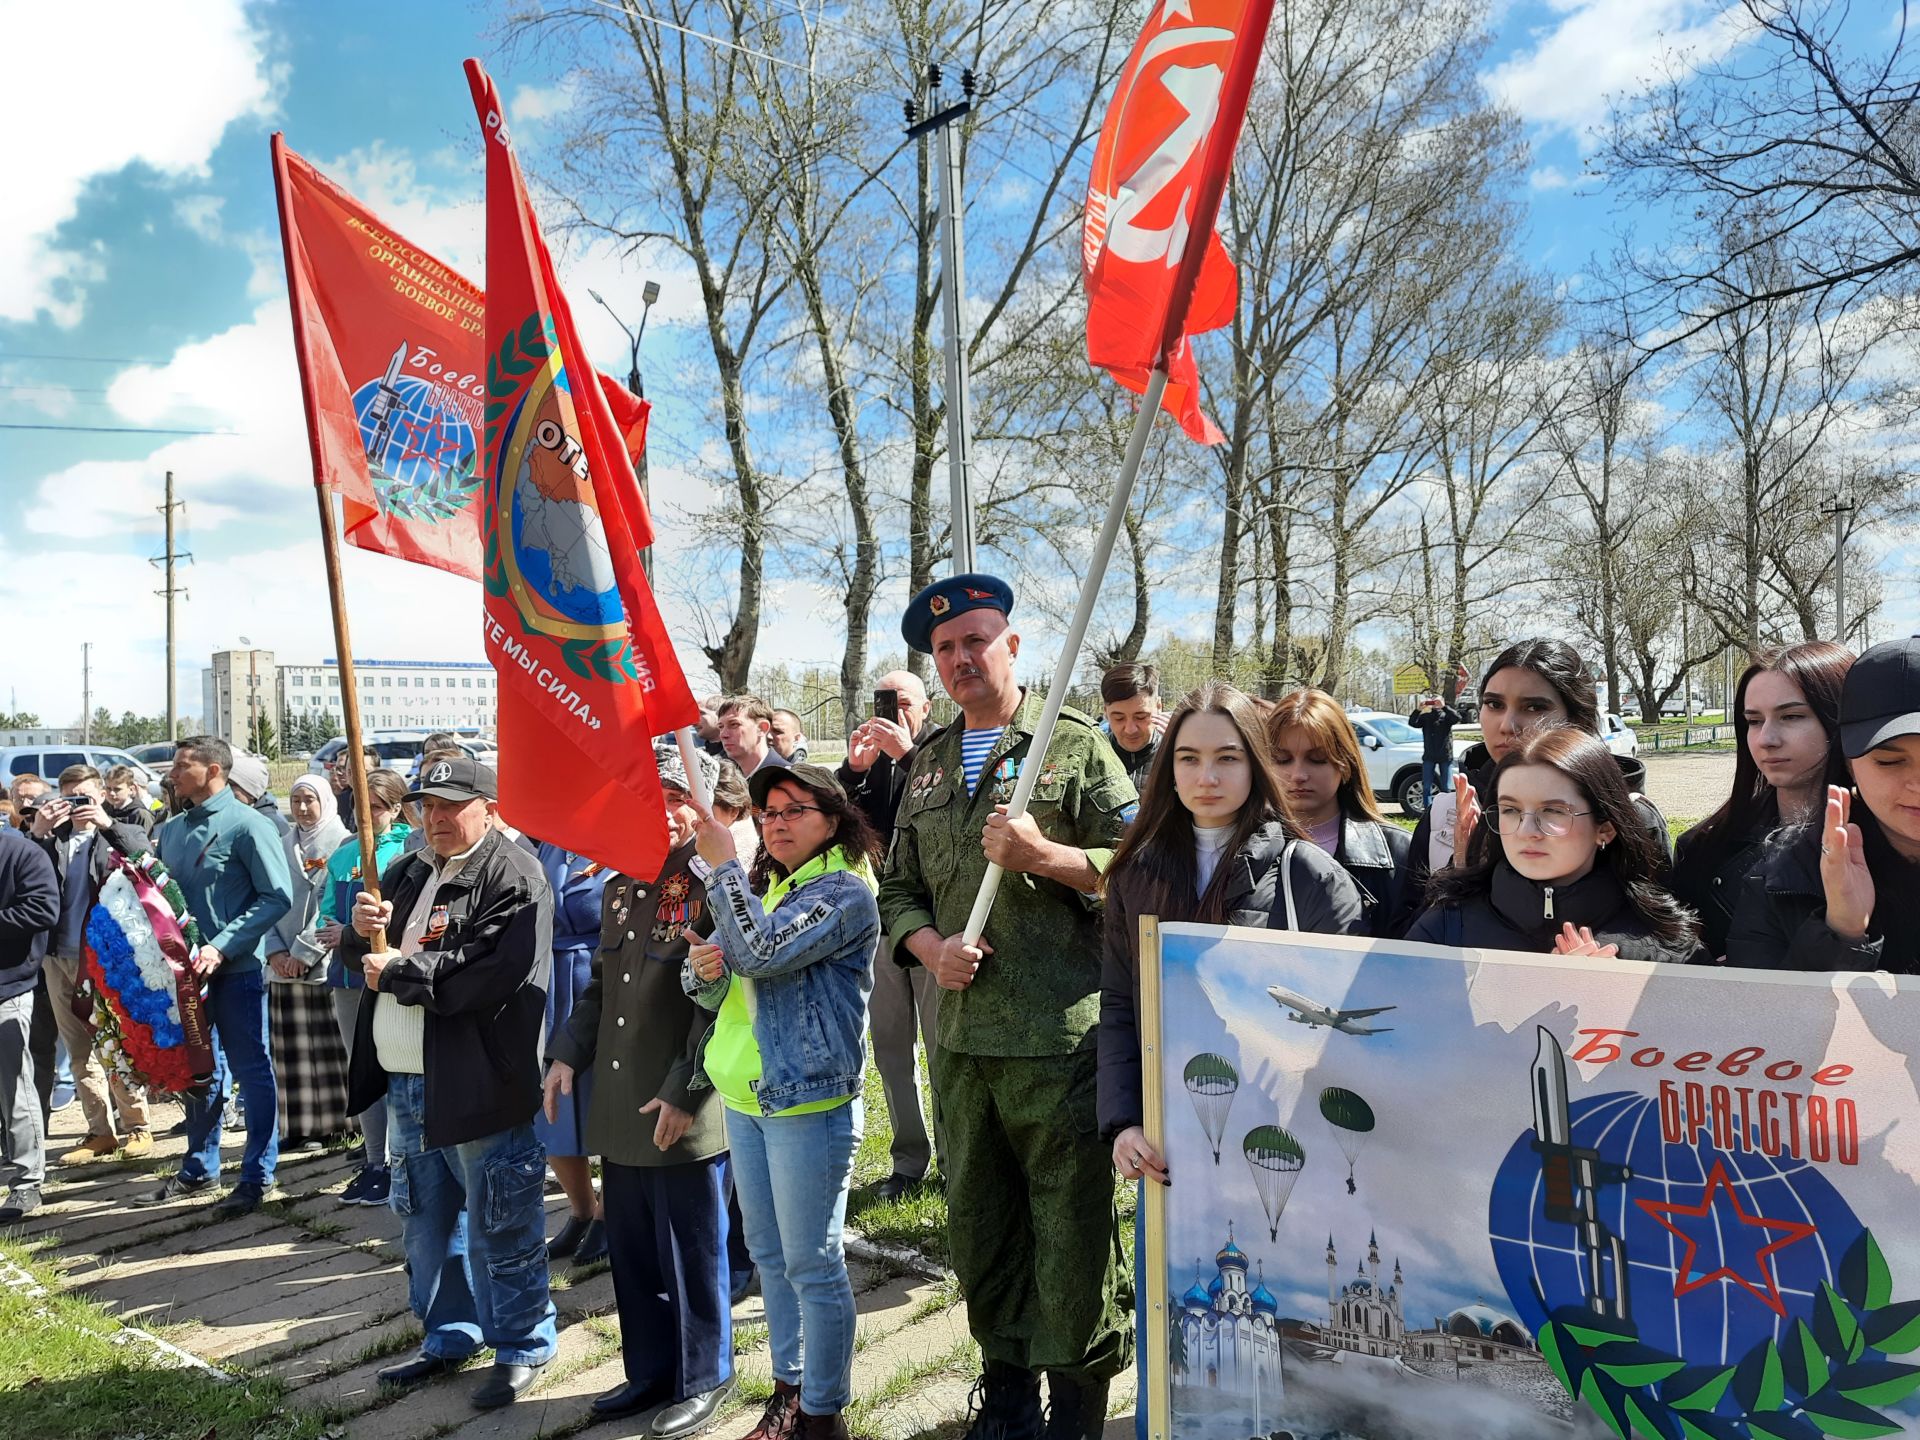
[{"x1": 1636, "y1": 749, "x2": 1738, "y2": 826}]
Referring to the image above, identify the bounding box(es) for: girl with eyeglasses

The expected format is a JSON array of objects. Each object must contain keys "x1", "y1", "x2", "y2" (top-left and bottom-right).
[
  {"x1": 1391, "y1": 638, "x2": 1672, "y2": 935},
  {"x1": 1405, "y1": 727, "x2": 1702, "y2": 962},
  {"x1": 1672, "y1": 642, "x2": 1852, "y2": 960}
]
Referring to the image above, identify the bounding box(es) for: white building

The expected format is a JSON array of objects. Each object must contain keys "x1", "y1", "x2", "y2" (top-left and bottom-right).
[
  {"x1": 1177, "y1": 1226, "x2": 1284, "y2": 1403},
  {"x1": 279, "y1": 658, "x2": 497, "y2": 734},
  {"x1": 1325, "y1": 1230, "x2": 1405, "y2": 1358},
  {"x1": 202, "y1": 648, "x2": 278, "y2": 746}
]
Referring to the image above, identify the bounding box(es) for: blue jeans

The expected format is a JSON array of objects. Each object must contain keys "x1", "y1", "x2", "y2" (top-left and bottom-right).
[
  {"x1": 1421, "y1": 757, "x2": 1453, "y2": 807},
  {"x1": 180, "y1": 965, "x2": 278, "y2": 1188},
  {"x1": 385, "y1": 1073, "x2": 558, "y2": 1367},
  {"x1": 728, "y1": 1099, "x2": 862, "y2": 1413}
]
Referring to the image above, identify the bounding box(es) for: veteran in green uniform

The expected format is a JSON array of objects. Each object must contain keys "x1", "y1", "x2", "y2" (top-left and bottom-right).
[{"x1": 878, "y1": 573, "x2": 1138, "y2": 1440}]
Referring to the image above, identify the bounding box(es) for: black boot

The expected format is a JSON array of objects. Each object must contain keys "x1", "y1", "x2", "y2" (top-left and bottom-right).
[
  {"x1": 1043, "y1": 1375, "x2": 1111, "y2": 1440},
  {"x1": 962, "y1": 1362, "x2": 1044, "y2": 1440}
]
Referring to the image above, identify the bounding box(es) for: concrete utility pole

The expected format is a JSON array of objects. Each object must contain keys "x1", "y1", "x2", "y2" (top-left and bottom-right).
[
  {"x1": 907, "y1": 63, "x2": 979, "y2": 574},
  {"x1": 151, "y1": 471, "x2": 191, "y2": 740},
  {"x1": 82, "y1": 643, "x2": 92, "y2": 743},
  {"x1": 1823, "y1": 493, "x2": 1853, "y2": 641}
]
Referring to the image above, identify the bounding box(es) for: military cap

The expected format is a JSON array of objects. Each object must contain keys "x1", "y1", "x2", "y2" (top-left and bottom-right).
[{"x1": 901, "y1": 572, "x2": 1014, "y2": 654}]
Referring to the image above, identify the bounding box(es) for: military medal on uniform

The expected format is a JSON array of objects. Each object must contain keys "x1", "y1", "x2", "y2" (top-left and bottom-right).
[
  {"x1": 652, "y1": 872, "x2": 701, "y2": 943},
  {"x1": 423, "y1": 904, "x2": 451, "y2": 942}
]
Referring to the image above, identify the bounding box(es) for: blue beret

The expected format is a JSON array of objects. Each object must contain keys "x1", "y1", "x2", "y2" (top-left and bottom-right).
[{"x1": 901, "y1": 572, "x2": 1015, "y2": 654}]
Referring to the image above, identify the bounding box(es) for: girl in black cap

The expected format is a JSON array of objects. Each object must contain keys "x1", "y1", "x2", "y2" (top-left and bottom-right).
[
  {"x1": 1671, "y1": 642, "x2": 1853, "y2": 960},
  {"x1": 1729, "y1": 637, "x2": 1920, "y2": 971}
]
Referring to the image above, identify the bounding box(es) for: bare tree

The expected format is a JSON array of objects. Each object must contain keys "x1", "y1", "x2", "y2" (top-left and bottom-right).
[
  {"x1": 1604, "y1": 0, "x2": 1920, "y2": 345},
  {"x1": 506, "y1": 1, "x2": 796, "y2": 691}
]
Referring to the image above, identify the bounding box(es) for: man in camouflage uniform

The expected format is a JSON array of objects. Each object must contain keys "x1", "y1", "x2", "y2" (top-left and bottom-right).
[{"x1": 878, "y1": 573, "x2": 1138, "y2": 1440}]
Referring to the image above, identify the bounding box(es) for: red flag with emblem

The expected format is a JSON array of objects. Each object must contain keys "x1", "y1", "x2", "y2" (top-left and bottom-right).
[
  {"x1": 272, "y1": 135, "x2": 653, "y2": 582},
  {"x1": 465, "y1": 59, "x2": 697, "y2": 880},
  {"x1": 1081, "y1": 0, "x2": 1275, "y2": 445}
]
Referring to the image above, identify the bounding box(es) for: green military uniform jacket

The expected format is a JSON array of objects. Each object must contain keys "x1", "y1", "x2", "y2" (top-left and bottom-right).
[
  {"x1": 878, "y1": 692, "x2": 1137, "y2": 1059},
  {"x1": 547, "y1": 840, "x2": 725, "y2": 1167}
]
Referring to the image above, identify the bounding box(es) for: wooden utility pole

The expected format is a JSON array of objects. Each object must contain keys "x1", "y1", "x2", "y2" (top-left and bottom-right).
[{"x1": 151, "y1": 470, "x2": 190, "y2": 740}]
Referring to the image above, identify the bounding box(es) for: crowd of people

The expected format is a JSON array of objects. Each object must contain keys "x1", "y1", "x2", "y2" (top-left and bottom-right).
[{"x1": 0, "y1": 579, "x2": 1916, "y2": 1438}]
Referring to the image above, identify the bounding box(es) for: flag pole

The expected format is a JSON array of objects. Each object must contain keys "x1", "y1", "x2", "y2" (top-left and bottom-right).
[
  {"x1": 962, "y1": 367, "x2": 1166, "y2": 946},
  {"x1": 271, "y1": 133, "x2": 387, "y2": 955},
  {"x1": 676, "y1": 727, "x2": 713, "y2": 814}
]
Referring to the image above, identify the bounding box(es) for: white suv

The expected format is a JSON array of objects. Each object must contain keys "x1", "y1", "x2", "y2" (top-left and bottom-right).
[{"x1": 1343, "y1": 712, "x2": 1434, "y2": 816}]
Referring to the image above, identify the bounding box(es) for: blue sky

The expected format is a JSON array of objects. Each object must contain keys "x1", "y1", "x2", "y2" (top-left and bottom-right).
[{"x1": 0, "y1": 0, "x2": 1894, "y2": 726}]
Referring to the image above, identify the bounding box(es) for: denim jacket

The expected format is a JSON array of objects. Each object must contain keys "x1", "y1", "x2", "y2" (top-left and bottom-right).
[{"x1": 685, "y1": 847, "x2": 878, "y2": 1114}]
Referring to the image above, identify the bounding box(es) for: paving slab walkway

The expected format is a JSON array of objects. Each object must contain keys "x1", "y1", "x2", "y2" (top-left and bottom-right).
[{"x1": 13, "y1": 1097, "x2": 1136, "y2": 1440}]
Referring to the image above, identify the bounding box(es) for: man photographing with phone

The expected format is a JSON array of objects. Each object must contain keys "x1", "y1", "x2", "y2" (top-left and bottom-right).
[
  {"x1": 838, "y1": 670, "x2": 942, "y2": 1200},
  {"x1": 27, "y1": 765, "x2": 156, "y2": 1171}
]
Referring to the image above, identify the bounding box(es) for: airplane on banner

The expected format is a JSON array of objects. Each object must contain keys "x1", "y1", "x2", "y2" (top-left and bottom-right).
[{"x1": 1266, "y1": 986, "x2": 1396, "y2": 1035}]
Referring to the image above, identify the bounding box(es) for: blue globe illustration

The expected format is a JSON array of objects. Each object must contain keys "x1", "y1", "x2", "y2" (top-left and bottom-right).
[
  {"x1": 1489, "y1": 1091, "x2": 1863, "y2": 1373},
  {"x1": 351, "y1": 375, "x2": 477, "y2": 491}
]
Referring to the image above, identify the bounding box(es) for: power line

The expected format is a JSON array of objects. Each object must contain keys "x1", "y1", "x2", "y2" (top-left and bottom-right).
[
  {"x1": 576, "y1": 0, "x2": 814, "y2": 74},
  {"x1": 0, "y1": 383, "x2": 111, "y2": 396},
  {"x1": 0, "y1": 350, "x2": 168, "y2": 365},
  {"x1": 0, "y1": 423, "x2": 240, "y2": 436}
]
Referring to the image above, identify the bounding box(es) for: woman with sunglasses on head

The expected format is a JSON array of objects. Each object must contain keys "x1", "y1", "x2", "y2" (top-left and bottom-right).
[
  {"x1": 1391, "y1": 639, "x2": 1671, "y2": 935},
  {"x1": 1729, "y1": 638, "x2": 1920, "y2": 972},
  {"x1": 1098, "y1": 682, "x2": 1367, "y2": 1439},
  {"x1": 1405, "y1": 726, "x2": 1701, "y2": 962},
  {"x1": 1265, "y1": 689, "x2": 1412, "y2": 936},
  {"x1": 1672, "y1": 642, "x2": 1852, "y2": 960},
  {"x1": 685, "y1": 764, "x2": 884, "y2": 1440}
]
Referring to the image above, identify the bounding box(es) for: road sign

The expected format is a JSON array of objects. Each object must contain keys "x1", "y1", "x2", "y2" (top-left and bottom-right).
[{"x1": 1393, "y1": 663, "x2": 1431, "y2": 696}]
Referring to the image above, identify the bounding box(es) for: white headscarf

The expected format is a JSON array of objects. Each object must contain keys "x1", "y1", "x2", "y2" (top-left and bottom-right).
[{"x1": 288, "y1": 774, "x2": 347, "y2": 870}]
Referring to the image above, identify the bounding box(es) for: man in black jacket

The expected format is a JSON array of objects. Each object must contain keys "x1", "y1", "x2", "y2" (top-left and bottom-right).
[
  {"x1": 0, "y1": 822, "x2": 59, "y2": 1219},
  {"x1": 344, "y1": 756, "x2": 558, "y2": 1411},
  {"x1": 839, "y1": 668, "x2": 942, "y2": 1198},
  {"x1": 1408, "y1": 695, "x2": 1462, "y2": 807}
]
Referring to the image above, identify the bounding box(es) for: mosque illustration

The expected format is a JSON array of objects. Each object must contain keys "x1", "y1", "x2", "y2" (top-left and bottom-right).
[{"x1": 1323, "y1": 1230, "x2": 1405, "y2": 1356}]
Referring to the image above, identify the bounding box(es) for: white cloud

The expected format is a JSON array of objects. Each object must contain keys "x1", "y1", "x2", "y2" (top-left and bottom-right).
[
  {"x1": 0, "y1": 0, "x2": 277, "y2": 325},
  {"x1": 1528, "y1": 164, "x2": 1573, "y2": 191},
  {"x1": 174, "y1": 194, "x2": 228, "y2": 241},
  {"x1": 1484, "y1": 0, "x2": 1750, "y2": 145},
  {"x1": 510, "y1": 77, "x2": 579, "y2": 125}
]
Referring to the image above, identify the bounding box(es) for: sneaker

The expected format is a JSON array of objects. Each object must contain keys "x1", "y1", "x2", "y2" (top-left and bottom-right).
[
  {"x1": 0, "y1": 1186, "x2": 42, "y2": 1221},
  {"x1": 339, "y1": 1167, "x2": 390, "y2": 1207},
  {"x1": 51, "y1": 1083, "x2": 76, "y2": 1112},
  {"x1": 120, "y1": 1128, "x2": 154, "y2": 1159},
  {"x1": 221, "y1": 1099, "x2": 244, "y2": 1132},
  {"x1": 57, "y1": 1134, "x2": 119, "y2": 1167},
  {"x1": 133, "y1": 1174, "x2": 214, "y2": 1207},
  {"x1": 209, "y1": 1181, "x2": 276, "y2": 1220}
]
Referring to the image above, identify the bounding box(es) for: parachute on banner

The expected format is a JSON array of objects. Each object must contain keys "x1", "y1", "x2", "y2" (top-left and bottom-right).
[
  {"x1": 1183, "y1": 1053, "x2": 1239, "y2": 1164},
  {"x1": 1242, "y1": 1125, "x2": 1306, "y2": 1240},
  {"x1": 1320, "y1": 1086, "x2": 1376, "y2": 1194}
]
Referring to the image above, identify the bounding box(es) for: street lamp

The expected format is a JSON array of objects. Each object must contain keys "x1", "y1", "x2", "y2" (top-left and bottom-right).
[{"x1": 588, "y1": 281, "x2": 663, "y2": 579}]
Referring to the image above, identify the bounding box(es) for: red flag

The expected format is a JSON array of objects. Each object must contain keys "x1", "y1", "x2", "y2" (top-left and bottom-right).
[
  {"x1": 271, "y1": 135, "x2": 652, "y2": 580},
  {"x1": 466, "y1": 59, "x2": 698, "y2": 880},
  {"x1": 1082, "y1": 0, "x2": 1274, "y2": 444}
]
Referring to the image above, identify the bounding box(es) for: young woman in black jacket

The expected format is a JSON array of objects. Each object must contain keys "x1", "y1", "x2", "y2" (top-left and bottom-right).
[
  {"x1": 1391, "y1": 638, "x2": 1671, "y2": 935},
  {"x1": 1672, "y1": 642, "x2": 1851, "y2": 960},
  {"x1": 1728, "y1": 637, "x2": 1920, "y2": 973},
  {"x1": 1265, "y1": 687, "x2": 1411, "y2": 936},
  {"x1": 1095, "y1": 682, "x2": 1367, "y2": 1440},
  {"x1": 1405, "y1": 727, "x2": 1701, "y2": 963}
]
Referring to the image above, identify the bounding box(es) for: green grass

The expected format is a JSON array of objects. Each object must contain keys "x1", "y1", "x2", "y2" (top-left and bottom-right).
[
  {"x1": 0, "y1": 1239, "x2": 341, "y2": 1440},
  {"x1": 841, "y1": 1336, "x2": 981, "y2": 1440}
]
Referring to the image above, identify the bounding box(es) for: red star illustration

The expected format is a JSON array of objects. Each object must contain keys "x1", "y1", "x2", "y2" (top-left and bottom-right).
[{"x1": 1634, "y1": 1159, "x2": 1817, "y2": 1317}]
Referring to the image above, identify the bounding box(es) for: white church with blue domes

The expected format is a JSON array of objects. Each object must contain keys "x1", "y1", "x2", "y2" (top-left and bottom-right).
[{"x1": 1176, "y1": 1224, "x2": 1283, "y2": 1401}]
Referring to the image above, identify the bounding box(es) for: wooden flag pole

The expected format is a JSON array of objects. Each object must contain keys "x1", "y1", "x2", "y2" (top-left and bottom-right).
[
  {"x1": 314, "y1": 489, "x2": 388, "y2": 955},
  {"x1": 272, "y1": 132, "x2": 387, "y2": 955},
  {"x1": 1138, "y1": 913, "x2": 1172, "y2": 1440},
  {"x1": 961, "y1": 367, "x2": 1167, "y2": 946}
]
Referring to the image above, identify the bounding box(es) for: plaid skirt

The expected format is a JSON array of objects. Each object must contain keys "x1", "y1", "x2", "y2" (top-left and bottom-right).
[{"x1": 269, "y1": 980, "x2": 351, "y2": 1142}]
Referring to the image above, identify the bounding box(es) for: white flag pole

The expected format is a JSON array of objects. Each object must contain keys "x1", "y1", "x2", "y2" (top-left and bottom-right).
[
  {"x1": 676, "y1": 726, "x2": 713, "y2": 814},
  {"x1": 961, "y1": 367, "x2": 1167, "y2": 946}
]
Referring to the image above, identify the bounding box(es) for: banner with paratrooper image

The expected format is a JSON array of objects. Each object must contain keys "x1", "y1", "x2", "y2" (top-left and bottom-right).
[{"x1": 1141, "y1": 924, "x2": 1920, "y2": 1440}]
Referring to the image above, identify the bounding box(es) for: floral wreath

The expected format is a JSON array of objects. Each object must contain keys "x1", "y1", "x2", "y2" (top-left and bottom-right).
[{"x1": 81, "y1": 851, "x2": 216, "y2": 1094}]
